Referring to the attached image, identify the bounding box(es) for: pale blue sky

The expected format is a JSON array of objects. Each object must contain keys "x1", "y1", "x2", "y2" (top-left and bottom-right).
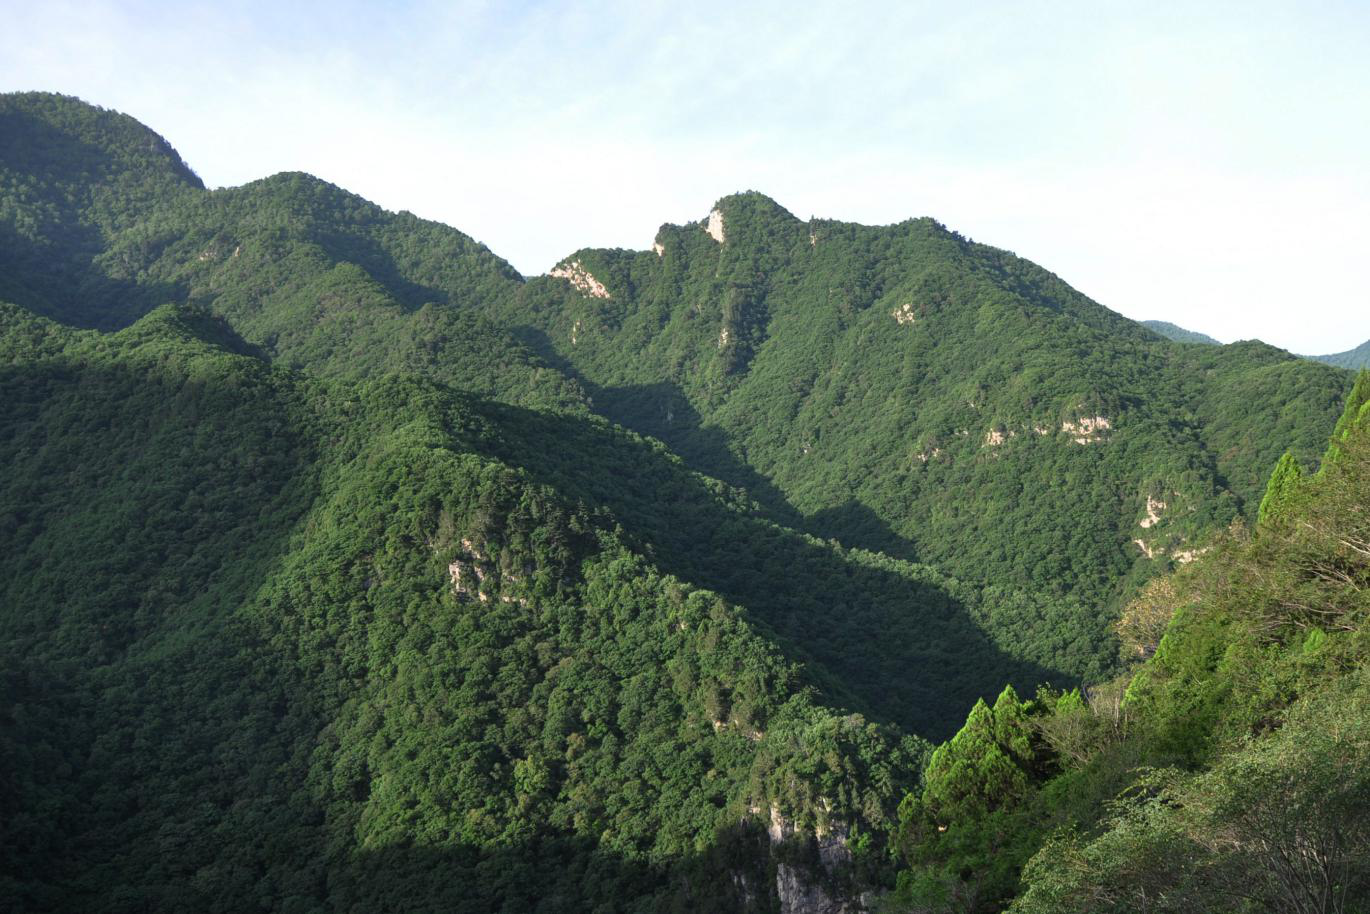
[{"x1": 3, "y1": 0, "x2": 1368, "y2": 353}]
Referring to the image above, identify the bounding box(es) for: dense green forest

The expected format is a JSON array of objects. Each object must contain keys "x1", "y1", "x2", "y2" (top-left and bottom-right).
[
  {"x1": 887, "y1": 371, "x2": 1370, "y2": 912},
  {"x1": 491, "y1": 192, "x2": 1349, "y2": 679},
  {"x1": 0, "y1": 302, "x2": 932, "y2": 911},
  {"x1": 1, "y1": 91, "x2": 1365, "y2": 912}
]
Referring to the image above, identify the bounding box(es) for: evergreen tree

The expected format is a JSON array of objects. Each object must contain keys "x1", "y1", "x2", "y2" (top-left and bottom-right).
[
  {"x1": 991, "y1": 684, "x2": 1035, "y2": 768},
  {"x1": 1257, "y1": 451, "x2": 1303, "y2": 525},
  {"x1": 921, "y1": 697, "x2": 1029, "y2": 821},
  {"x1": 1322, "y1": 369, "x2": 1370, "y2": 470}
]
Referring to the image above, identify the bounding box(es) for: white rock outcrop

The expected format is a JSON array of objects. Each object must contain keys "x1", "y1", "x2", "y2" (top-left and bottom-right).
[
  {"x1": 706, "y1": 208, "x2": 726, "y2": 243},
  {"x1": 549, "y1": 260, "x2": 611, "y2": 299},
  {"x1": 984, "y1": 429, "x2": 1016, "y2": 447},
  {"x1": 449, "y1": 538, "x2": 491, "y2": 602},
  {"x1": 1062, "y1": 415, "x2": 1112, "y2": 444},
  {"x1": 891, "y1": 302, "x2": 917, "y2": 325},
  {"x1": 1139, "y1": 495, "x2": 1167, "y2": 529}
]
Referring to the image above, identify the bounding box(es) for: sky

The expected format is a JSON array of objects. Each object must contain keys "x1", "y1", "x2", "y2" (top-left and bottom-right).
[{"x1": 2, "y1": 0, "x2": 1367, "y2": 354}]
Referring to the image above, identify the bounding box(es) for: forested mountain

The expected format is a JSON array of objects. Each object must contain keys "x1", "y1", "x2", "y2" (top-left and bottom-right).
[
  {"x1": 1142, "y1": 318, "x2": 1370, "y2": 374},
  {"x1": 1313, "y1": 337, "x2": 1370, "y2": 371},
  {"x1": 492, "y1": 192, "x2": 1350, "y2": 680},
  {"x1": 0, "y1": 91, "x2": 1362, "y2": 912},
  {"x1": 1141, "y1": 320, "x2": 1220, "y2": 345},
  {"x1": 0, "y1": 93, "x2": 582, "y2": 411},
  {"x1": 890, "y1": 371, "x2": 1370, "y2": 913},
  {"x1": 0, "y1": 302, "x2": 934, "y2": 911}
]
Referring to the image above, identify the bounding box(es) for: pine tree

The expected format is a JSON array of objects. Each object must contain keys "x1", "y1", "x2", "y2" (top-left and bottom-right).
[
  {"x1": 1321, "y1": 370, "x2": 1370, "y2": 470},
  {"x1": 921, "y1": 698, "x2": 1029, "y2": 822},
  {"x1": 1257, "y1": 451, "x2": 1303, "y2": 525},
  {"x1": 991, "y1": 684, "x2": 1034, "y2": 766}
]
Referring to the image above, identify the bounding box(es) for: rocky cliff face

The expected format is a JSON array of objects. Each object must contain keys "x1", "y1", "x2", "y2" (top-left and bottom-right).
[{"x1": 765, "y1": 805, "x2": 868, "y2": 914}]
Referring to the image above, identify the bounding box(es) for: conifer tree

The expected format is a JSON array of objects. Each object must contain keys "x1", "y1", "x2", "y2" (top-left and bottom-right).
[
  {"x1": 1322, "y1": 370, "x2": 1370, "y2": 470},
  {"x1": 1257, "y1": 451, "x2": 1303, "y2": 525},
  {"x1": 991, "y1": 684, "x2": 1034, "y2": 766},
  {"x1": 922, "y1": 701, "x2": 1016, "y2": 820}
]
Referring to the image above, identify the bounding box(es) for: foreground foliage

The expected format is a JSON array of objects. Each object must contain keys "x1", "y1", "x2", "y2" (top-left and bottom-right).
[{"x1": 889, "y1": 374, "x2": 1370, "y2": 913}]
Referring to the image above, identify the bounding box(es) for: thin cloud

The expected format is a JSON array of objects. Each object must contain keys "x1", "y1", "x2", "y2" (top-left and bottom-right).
[{"x1": 1, "y1": 0, "x2": 1367, "y2": 352}]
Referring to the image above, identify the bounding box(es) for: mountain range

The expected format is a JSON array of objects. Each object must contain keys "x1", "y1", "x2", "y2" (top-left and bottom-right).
[{"x1": 1, "y1": 91, "x2": 1364, "y2": 913}]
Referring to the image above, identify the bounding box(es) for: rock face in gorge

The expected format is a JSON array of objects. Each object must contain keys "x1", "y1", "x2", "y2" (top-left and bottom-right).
[{"x1": 765, "y1": 804, "x2": 867, "y2": 914}]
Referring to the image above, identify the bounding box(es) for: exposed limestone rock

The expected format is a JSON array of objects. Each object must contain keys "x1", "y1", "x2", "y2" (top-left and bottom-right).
[
  {"x1": 809, "y1": 230, "x2": 818, "y2": 247},
  {"x1": 549, "y1": 260, "x2": 611, "y2": 299},
  {"x1": 984, "y1": 429, "x2": 1015, "y2": 447},
  {"x1": 707, "y1": 208, "x2": 726, "y2": 243},
  {"x1": 1062, "y1": 415, "x2": 1112, "y2": 444},
  {"x1": 766, "y1": 804, "x2": 863, "y2": 914},
  {"x1": 915, "y1": 446, "x2": 943, "y2": 463},
  {"x1": 1033, "y1": 424, "x2": 1052, "y2": 435},
  {"x1": 1139, "y1": 495, "x2": 1167, "y2": 529},
  {"x1": 891, "y1": 302, "x2": 917, "y2": 325},
  {"x1": 719, "y1": 327, "x2": 732, "y2": 348},
  {"x1": 449, "y1": 538, "x2": 498, "y2": 603},
  {"x1": 1174, "y1": 547, "x2": 1209, "y2": 564},
  {"x1": 652, "y1": 241, "x2": 665, "y2": 256},
  {"x1": 570, "y1": 319, "x2": 581, "y2": 345},
  {"x1": 1133, "y1": 538, "x2": 1159, "y2": 559},
  {"x1": 448, "y1": 558, "x2": 488, "y2": 602},
  {"x1": 711, "y1": 716, "x2": 764, "y2": 741}
]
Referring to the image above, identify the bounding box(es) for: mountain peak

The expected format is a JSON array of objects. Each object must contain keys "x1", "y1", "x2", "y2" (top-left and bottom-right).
[
  {"x1": 709, "y1": 190, "x2": 798, "y2": 223},
  {"x1": 0, "y1": 90, "x2": 203, "y2": 190}
]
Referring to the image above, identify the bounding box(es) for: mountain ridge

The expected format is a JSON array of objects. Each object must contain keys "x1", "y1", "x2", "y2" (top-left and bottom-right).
[
  {"x1": 0, "y1": 90, "x2": 1360, "y2": 913},
  {"x1": 1311, "y1": 336, "x2": 1370, "y2": 370},
  {"x1": 1142, "y1": 319, "x2": 1221, "y2": 345}
]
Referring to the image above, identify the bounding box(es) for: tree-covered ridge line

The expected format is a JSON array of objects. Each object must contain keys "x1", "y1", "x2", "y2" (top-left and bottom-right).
[
  {"x1": 1144, "y1": 317, "x2": 1370, "y2": 375},
  {"x1": 4, "y1": 89, "x2": 1348, "y2": 691},
  {"x1": 888, "y1": 371, "x2": 1370, "y2": 912},
  {"x1": 1311, "y1": 336, "x2": 1370, "y2": 371},
  {"x1": 1141, "y1": 319, "x2": 1220, "y2": 346},
  {"x1": 1, "y1": 92, "x2": 587, "y2": 414}
]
